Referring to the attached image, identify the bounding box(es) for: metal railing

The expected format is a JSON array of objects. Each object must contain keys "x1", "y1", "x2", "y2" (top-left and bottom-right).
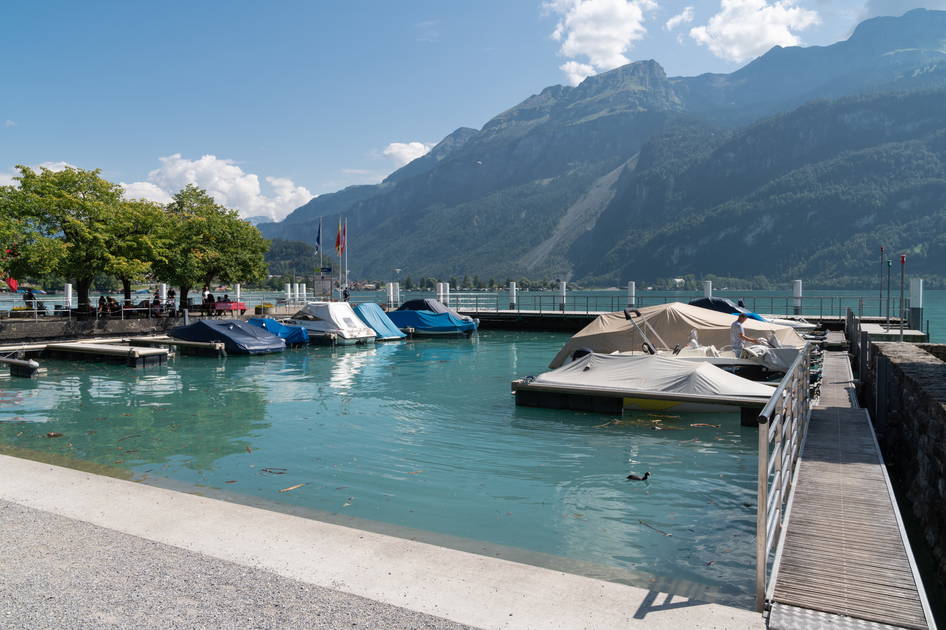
[
  {"x1": 443, "y1": 291, "x2": 907, "y2": 319},
  {"x1": 755, "y1": 343, "x2": 813, "y2": 611}
]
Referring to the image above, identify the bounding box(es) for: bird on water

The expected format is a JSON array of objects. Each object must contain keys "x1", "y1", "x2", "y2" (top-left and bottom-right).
[{"x1": 626, "y1": 472, "x2": 650, "y2": 481}]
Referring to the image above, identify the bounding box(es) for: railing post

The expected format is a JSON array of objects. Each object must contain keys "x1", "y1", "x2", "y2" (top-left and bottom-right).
[{"x1": 757, "y1": 413, "x2": 770, "y2": 612}]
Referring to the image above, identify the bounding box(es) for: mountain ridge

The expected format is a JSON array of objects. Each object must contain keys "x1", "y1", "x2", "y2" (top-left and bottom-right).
[{"x1": 259, "y1": 9, "x2": 946, "y2": 283}]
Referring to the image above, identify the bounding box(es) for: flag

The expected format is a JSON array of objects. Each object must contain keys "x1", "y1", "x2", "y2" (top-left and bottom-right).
[
  {"x1": 314, "y1": 221, "x2": 321, "y2": 254},
  {"x1": 335, "y1": 219, "x2": 342, "y2": 255},
  {"x1": 5, "y1": 277, "x2": 17, "y2": 292},
  {"x1": 341, "y1": 220, "x2": 346, "y2": 254}
]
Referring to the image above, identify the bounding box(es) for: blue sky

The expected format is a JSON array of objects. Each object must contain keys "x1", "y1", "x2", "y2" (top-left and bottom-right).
[{"x1": 2, "y1": 0, "x2": 943, "y2": 220}]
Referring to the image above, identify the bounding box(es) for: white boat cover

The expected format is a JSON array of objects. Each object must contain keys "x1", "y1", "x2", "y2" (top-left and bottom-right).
[
  {"x1": 549, "y1": 302, "x2": 805, "y2": 368},
  {"x1": 535, "y1": 353, "x2": 776, "y2": 399},
  {"x1": 291, "y1": 302, "x2": 376, "y2": 339}
]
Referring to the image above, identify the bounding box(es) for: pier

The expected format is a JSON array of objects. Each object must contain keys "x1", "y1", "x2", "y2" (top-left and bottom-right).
[{"x1": 755, "y1": 322, "x2": 937, "y2": 628}]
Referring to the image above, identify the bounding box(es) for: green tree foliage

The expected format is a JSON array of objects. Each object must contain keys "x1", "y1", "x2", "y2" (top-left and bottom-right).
[
  {"x1": 156, "y1": 185, "x2": 269, "y2": 309},
  {"x1": 107, "y1": 200, "x2": 171, "y2": 305},
  {"x1": 4, "y1": 165, "x2": 126, "y2": 309}
]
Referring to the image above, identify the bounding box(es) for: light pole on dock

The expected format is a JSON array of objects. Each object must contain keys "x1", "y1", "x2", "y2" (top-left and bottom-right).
[
  {"x1": 899, "y1": 255, "x2": 905, "y2": 342},
  {"x1": 879, "y1": 246, "x2": 884, "y2": 318}
]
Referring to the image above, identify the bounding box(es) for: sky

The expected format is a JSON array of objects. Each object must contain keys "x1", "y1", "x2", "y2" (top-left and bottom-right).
[{"x1": 2, "y1": 0, "x2": 944, "y2": 221}]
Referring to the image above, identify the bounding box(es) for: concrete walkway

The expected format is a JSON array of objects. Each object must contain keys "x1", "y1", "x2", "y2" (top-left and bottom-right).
[{"x1": 0, "y1": 455, "x2": 763, "y2": 630}]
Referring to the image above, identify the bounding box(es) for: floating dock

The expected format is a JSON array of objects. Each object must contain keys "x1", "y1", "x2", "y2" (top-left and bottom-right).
[
  {"x1": 43, "y1": 342, "x2": 168, "y2": 367},
  {"x1": 126, "y1": 335, "x2": 226, "y2": 357},
  {"x1": 766, "y1": 348, "x2": 935, "y2": 629}
]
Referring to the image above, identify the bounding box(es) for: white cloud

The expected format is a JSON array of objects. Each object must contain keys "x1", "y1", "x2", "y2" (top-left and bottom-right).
[
  {"x1": 382, "y1": 141, "x2": 435, "y2": 167},
  {"x1": 3, "y1": 120, "x2": 14, "y2": 128},
  {"x1": 544, "y1": 0, "x2": 658, "y2": 86},
  {"x1": 121, "y1": 181, "x2": 172, "y2": 203},
  {"x1": 665, "y1": 6, "x2": 695, "y2": 30},
  {"x1": 123, "y1": 154, "x2": 314, "y2": 221},
  {"x1": 0, "y1": 172, "x2": 14, "y2": 186},
  {"x1": 690, "y1": 0, "x2": 820, "y2": 63},
  {"x1": 415, "y1": 19, "x2": 440, "y2": 43}
]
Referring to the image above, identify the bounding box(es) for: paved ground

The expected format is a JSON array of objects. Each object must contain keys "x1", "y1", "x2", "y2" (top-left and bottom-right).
[
  {"x1": 0, "y1": 500, "x2": 473, "y2": 630},
  {"x1": 0, "y1": 455, "x2": 763, "y2": 630}
]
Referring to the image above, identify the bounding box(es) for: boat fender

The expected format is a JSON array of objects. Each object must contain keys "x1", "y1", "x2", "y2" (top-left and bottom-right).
[{"x1": 642, "y1": 342, "x2": 655, "y2": 355}]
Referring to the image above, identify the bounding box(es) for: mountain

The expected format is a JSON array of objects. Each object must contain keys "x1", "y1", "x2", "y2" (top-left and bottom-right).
[
  {"x1": 576, "y1": 89, "x2": 946, "y2": 283},
  {"x1": 259, "y1": 9, "x2": 946, "y2": 284}
]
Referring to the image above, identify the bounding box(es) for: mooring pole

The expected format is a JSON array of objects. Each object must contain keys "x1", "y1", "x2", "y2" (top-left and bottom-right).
[
  {"x1": 879, "y1": 246, "x2": 884, "y2": 318},
  {"x1": 899, "y1": 255, "x2": 905, "y2": 342},
  {"x1": 887, "y1": 258, "x2": 893, "y2": 330}
]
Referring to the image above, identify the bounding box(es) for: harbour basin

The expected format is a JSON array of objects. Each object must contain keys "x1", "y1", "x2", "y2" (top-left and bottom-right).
[{"x1": 0, "y1": 330, "x2": 759, "y2": 607}]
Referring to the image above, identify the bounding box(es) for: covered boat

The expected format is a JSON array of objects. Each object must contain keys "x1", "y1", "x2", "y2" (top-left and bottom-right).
[
  {"x1": 387, "y1": 310, "x2": 477, "y2": 336},
  {"x1": 396, "y1": 299, "x2": 476, "y2": 323},
  {"x1": 514, "y1": 353, "x2": 775, "y2": 413},
  {"x1": 247, "y1": 317, "x2": 309, "y2": 346},
  {"x1": 353, "y1": 303, "x2": 406, "y2": 341},
  {"x1": 549, "y1": 302, "x2": 805, "y2": 373},
  {"x1": 169, "y1": 319, "x2": 286, "y2": 355},
  {"x1": 283, "y1": 302, "x2": 376, "y2": 345},
  {"x1": 688, "y1": 297, "x2": 816, "y2": 330}
]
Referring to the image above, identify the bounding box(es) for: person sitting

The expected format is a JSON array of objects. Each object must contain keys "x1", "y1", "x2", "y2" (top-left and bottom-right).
[
  {"x1": 220, "y1": 294, "x2": 230, "y2": 303},
  {"x1": 106, "y1": 296, "x2": 121, "y2": 316}
]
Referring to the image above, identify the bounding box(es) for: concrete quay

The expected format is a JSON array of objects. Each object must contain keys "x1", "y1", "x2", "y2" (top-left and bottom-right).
[{"x1": 0, "y1": 454, "x2": 762, "y2": 630}]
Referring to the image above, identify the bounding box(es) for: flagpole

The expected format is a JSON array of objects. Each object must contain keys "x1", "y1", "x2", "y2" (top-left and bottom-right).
[
  {"x1": 344, "y1": 217, "x2": 349, "y2": 291},
  {"x1": 318, "y1": 216, "x2": 323, "y2": 299}
]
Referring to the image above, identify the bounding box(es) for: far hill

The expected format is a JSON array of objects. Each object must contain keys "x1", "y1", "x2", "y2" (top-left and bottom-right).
[{"x1": 259, "y1": 9, "x2": 946, "y2": 284}]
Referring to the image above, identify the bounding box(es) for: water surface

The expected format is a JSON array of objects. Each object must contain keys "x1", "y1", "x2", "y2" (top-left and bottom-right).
[{"x1": 0, "y1": 331, "x2": 759, "y2": 606}]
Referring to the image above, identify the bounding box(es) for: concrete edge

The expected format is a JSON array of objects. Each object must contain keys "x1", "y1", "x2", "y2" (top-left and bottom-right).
[{"x1": 0, "y1": 454, "x2": 762, "y2": 630}]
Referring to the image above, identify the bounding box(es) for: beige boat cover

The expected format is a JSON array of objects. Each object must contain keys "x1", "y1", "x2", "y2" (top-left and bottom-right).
[
  {"x1": 549, "y1": 302, "x2": 805, "y2": 368},
  {"x1": 535, "y1": 353, "x2": 776, "y2": 399}
]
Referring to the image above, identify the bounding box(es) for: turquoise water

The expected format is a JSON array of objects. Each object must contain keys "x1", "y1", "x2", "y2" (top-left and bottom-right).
[{"x1": 0, "y1": 332, "x2": 760, "y2": 606}]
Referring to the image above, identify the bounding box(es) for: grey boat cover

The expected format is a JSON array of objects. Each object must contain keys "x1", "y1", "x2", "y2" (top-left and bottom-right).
[
  {"x1": 535, "y1": 353, "x2": 776, "y2": 399},
  {"x1": 549, "y1": 302, "x2": 805, "y2": 368}
]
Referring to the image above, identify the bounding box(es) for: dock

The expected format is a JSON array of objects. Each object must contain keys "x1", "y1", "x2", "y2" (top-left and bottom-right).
[
  {"x1": 766, "y1": 347, "x2": 935, "y2": 628},
  {"x1": 44, "y1": 342, "x2": 168, "y2": 367}
]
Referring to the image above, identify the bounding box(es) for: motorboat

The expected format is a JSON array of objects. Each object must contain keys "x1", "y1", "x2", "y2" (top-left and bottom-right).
[
  {"x1": 169, "y1": 319, "x2": 286, "y2": 355},
  {"x1": 247, "y1": 317, "x2": 309, "y2": 346},
  {"x1": 549, "y1": 302, "x2": 806, "y2": 376},
  {"x1": 387, "y1": 298, "x2": 477, "y2": 337},
  {"x1": 283, "y1": 301, "x2": 376, "y2": 345},
  {"x1": 353, "y1": 302, "x2": 406, "y2": 341},
  {"x1": 688, "y1": 297, "x2": 817, "y2": 330},
  {"x1": 513, "y1": 353, "x2": 776, "y2": 414}
]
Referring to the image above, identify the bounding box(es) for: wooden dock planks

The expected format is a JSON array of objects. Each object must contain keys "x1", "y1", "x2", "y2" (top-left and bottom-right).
[{"x1": 770, "y1": 350, "x2": 931, "y2": 629}]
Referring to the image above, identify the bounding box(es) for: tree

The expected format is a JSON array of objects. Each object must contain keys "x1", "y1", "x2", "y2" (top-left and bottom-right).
[
  {"x1": 155, "y1": 185, "x2": 269, "y2": 309},
  {"x1": 5, "y1": 166, "x2": 125, "y2": 310},
  {"x1": 106, "y1": 199, "x2": 171, "y2": 305},
  {"x1": 403, "y1": 276, "x2": 414, "y2": 290}
]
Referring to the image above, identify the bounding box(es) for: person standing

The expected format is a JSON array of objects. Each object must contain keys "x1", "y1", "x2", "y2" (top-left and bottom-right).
[{"x1": 730, "y1": 313, "x2": 763, "y2": 356}]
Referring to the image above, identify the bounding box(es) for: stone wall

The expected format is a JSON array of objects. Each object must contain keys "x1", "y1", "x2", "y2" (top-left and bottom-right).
[
  {"x1": 864, "y1": 342, "x2": 946, "y2": 592},
  {"x1": 0, "y1": 317, "x2": 183, "y2": 344}
]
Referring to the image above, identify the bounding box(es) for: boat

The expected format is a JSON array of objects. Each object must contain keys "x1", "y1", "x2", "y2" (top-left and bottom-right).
[
  {"x1": 283, "y1": 301, "x2": 376, "y2": 345},
  {"x1": 247, "y1": 317, "x2": 310, "y2": 346},
  {"x1": 549, "y1": 302, "x2": 806, "y2": 376},
  {"x1": 688, "y1": 297, "x2": 817, "y2": 330},
  {"x1": 387, "y1": 299, "x2": 477, "y2": 336},
  {"x1": 169, "y1": 319, "x2": 286, "y2": 355},
  {"x1": 513, "y1": 353, "x2": 776, "y2": 414},
  {"x1": 353, "y1": 302, "x2": 406, "y2": 341}
]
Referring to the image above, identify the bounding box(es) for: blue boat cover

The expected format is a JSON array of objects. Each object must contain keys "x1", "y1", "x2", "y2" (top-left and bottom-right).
[
  {"x1": 353, "y1": 303, "x2": 406, "y2": 339},
  {"x1": 247, "y1": 317, "x2": 310, "y2": 345},
  {"x1": 387, "y1": 309, "x2": 477, "y2": 334},
  {"x1": 170, "y1": 319, "x2": 286, "y2": 354}
]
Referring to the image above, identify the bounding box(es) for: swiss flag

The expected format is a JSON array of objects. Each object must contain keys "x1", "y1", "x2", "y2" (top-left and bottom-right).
[{"x1": 5, "y1": 277, "x2": 18, "y2": 292}]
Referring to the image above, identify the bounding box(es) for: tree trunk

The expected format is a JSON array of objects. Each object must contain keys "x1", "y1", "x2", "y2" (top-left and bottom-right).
[
  {"x1": 121, "y1": 278, "x2": 132, "y2": 306},
  {"x1": 179, "y1": 286, "x2": 190, "y2": 312},
  {"x1": 76, "y1": 278, "x2": 93, "y2": 312}
]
